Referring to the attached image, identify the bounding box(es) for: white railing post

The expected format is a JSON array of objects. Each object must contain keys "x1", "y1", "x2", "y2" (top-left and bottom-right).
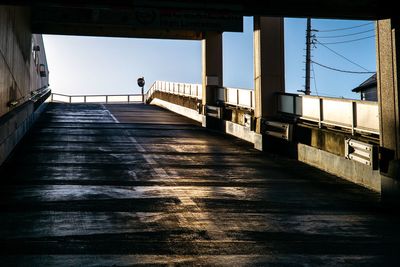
[
  {"x1": 351, "y1": 101, "x2": 356, "y2": 135},
  {"x1": 319, "y1": 98, "x2": 323, "y2": 128},
  {"x1": 224, "y1": 88, "x2": 227, "y2": 104},
  {"x1": 292, "y1": 94, "x2": 296, "y2": 114},
  {"x1": 250, "y1": 91, "x2": 253, "y2": 109}
]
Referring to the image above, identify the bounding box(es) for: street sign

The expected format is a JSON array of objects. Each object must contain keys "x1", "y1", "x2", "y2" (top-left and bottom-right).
[{"x1": 137, "y1": 77, "x2": 145, "y2": 87}]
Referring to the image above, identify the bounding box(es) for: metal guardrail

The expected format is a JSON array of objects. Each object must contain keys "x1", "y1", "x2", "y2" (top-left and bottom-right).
[
  {"x1": 277, "y1": 93, "x2": 380, "y2": 135},
  {"x1": 146, "y1": 81, "x2": 379, "y2": 135},
  {"x1": 146, "y1": 80, "x2": 255, "y2": 109},
  {"x1": 217, "y1": 87, "x2": 255, "y2": 109},
  {"x1": 146, "y1": 81, "x2": 202, "y2": 100},
  {"x1": 51, "y1": 93, "x2": 143, "y2": 104}
]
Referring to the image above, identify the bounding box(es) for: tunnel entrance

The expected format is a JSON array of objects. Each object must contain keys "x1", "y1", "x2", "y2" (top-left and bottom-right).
[{"x1": 1, "y1": 2, "x2": 400, "y2": 265}]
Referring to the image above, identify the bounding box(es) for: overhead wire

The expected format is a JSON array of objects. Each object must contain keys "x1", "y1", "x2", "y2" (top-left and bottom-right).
[
  {"x1": 317, "y1": 22, "x2": 374, "y2": 32},
  {"x1": 314, "y1": 40, "x2": 372, "y2": 72},
  {"x1": 317, "y1": 29, "x2": 374, "y2": 38},
  {"x1": 318, "y1": 35, "x2": 375, "y2": 45},
  {"x1": 311, "y1": 61, "x2": 318, "y2": 96},
  {"x1": 311, "y1": 60, "x2": 375, "y2": 74},
  {"x1": 306, "y1": 21, "x2": 375, "y2": 96}
]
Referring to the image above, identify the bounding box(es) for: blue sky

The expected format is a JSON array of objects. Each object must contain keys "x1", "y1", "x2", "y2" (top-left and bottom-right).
[{"x1": 43, "y1": 17, "x2": 376, "y2": 99}]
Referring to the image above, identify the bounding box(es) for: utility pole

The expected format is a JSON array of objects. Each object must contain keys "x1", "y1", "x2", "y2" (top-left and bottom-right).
[{"x1": 305, "y1": 17, "x2": 311, "y2": 95}]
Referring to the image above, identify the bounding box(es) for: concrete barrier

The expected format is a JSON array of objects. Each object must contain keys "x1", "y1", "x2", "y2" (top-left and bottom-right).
[
  {"x1": 150, "y1": 97, "x2": 257, "y2": 145},
  {"x1": 150, "y1": 98, "x2": 203, "y2": 123},
  {"x1": 0, "y1": 100, "x2": 48, "y2": 166},
  {"x1": 298, "y1": 143, "x2": 381, "y2": 192}
]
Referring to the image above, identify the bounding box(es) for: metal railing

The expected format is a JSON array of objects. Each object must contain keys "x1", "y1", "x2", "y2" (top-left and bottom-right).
[
  {"x1": 146, "y1": 80, "x2": 203, "y2": 100},
  {"x1": 146, "y1": 80, "x2": 254, "y2": 109},
  {"x1": 51, "y1": 93, "x2": 143, "y2": 104},
  {"x1": 217, "y1": 87, "x2": 255, "y2": 109},
  {"x1": 147, "y1": 81, "x2": 379, "y2": 135},
  {"x1": 277, "y1": 93, "x2": 380, "y2": 135}
]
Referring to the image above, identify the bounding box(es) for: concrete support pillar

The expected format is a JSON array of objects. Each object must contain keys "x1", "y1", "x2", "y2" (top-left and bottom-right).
[
  {"x1": 253, "y1": 17, "x2": 285, "y2": 149},
  {"x1": 254, "y1": 17, "x2": 285, "y2": 131},
  {"x1": 376, "y1": 18, "x2": 400, "y2": 202},
  {"x1": 201, "y1": 32, "x2": 223, "y2": 127}
]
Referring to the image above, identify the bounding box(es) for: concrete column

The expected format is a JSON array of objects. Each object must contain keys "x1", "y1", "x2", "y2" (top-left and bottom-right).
[
  {"x1": 376, "y1": 18, "x2": 400, "y2": 202},
  {"x1": 253, "y1": 17, "x2": 285, "y2": 149},
  {"x1": 201, "y1": 32, "x2": 223, "y2": 127},
  {"x1": 254, "y1": 17, "x2": 285, "y2": 131},
  {"x1": 202, "y1": 32, "x2": 223, "y2": 106}
]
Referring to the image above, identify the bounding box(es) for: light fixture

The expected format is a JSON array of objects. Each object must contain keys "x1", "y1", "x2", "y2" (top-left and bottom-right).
[
  {"x1": 39, "y1": 64, "x2": 46, "y2": 77},
  {"x1": 7, "y1": 100, "x2": 19, "y2": 107}
]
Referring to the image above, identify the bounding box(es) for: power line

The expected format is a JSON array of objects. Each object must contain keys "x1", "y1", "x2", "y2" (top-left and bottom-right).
[
  {"x1": 317, "y1": 29, "x2": 374, "y2": 38},
  {"x1": 315, "y1": 40, "x2": 371, "y2": 72},
  {"x1": 319, "y1": 35, "x2": 375, "y2": 45},
  {"x1": 317, "y1": 22, "x2": 374, "y2": 32},
  {"x1": 311, "y1": 61, "x2": 319, "y2": 96},
  {"x1": 312, "y1": 60, "x2": 375, "y2": 74}
]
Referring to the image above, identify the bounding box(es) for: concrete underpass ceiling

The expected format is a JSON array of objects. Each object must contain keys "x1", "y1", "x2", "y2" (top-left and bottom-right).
[
  {"x1": 1, "y1": 0, "x2": 393, "y2": 39},
  {"x1": 29, "y1": 2, "x2": 244, "y2": 39}
]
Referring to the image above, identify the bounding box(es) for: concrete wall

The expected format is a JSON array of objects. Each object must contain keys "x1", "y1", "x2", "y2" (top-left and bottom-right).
[
  {"x1": 298, "y1": 143, "x2": 381, "y2": 192},
  {"x1": 293, "y1": 125, "x2": 381, "y2": 191},
  {"x1": 0, "y1": 101, "x2": 48, "y2": 165},
  {"x1": 150, "y1": 98, "x2": 203, "y2": 123},
  {"x1": 150, "y1": 91, "x2": 200, "y2": 111},
  {"x1": 0, "y1": 5, "x2": 50, "y2": 166},
  {"x1": 0, "y1": 6, "x2": 49, "y2": 118},
  {"x1": 149, "y1": 94, "x2": 256, "y2": 145}
]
